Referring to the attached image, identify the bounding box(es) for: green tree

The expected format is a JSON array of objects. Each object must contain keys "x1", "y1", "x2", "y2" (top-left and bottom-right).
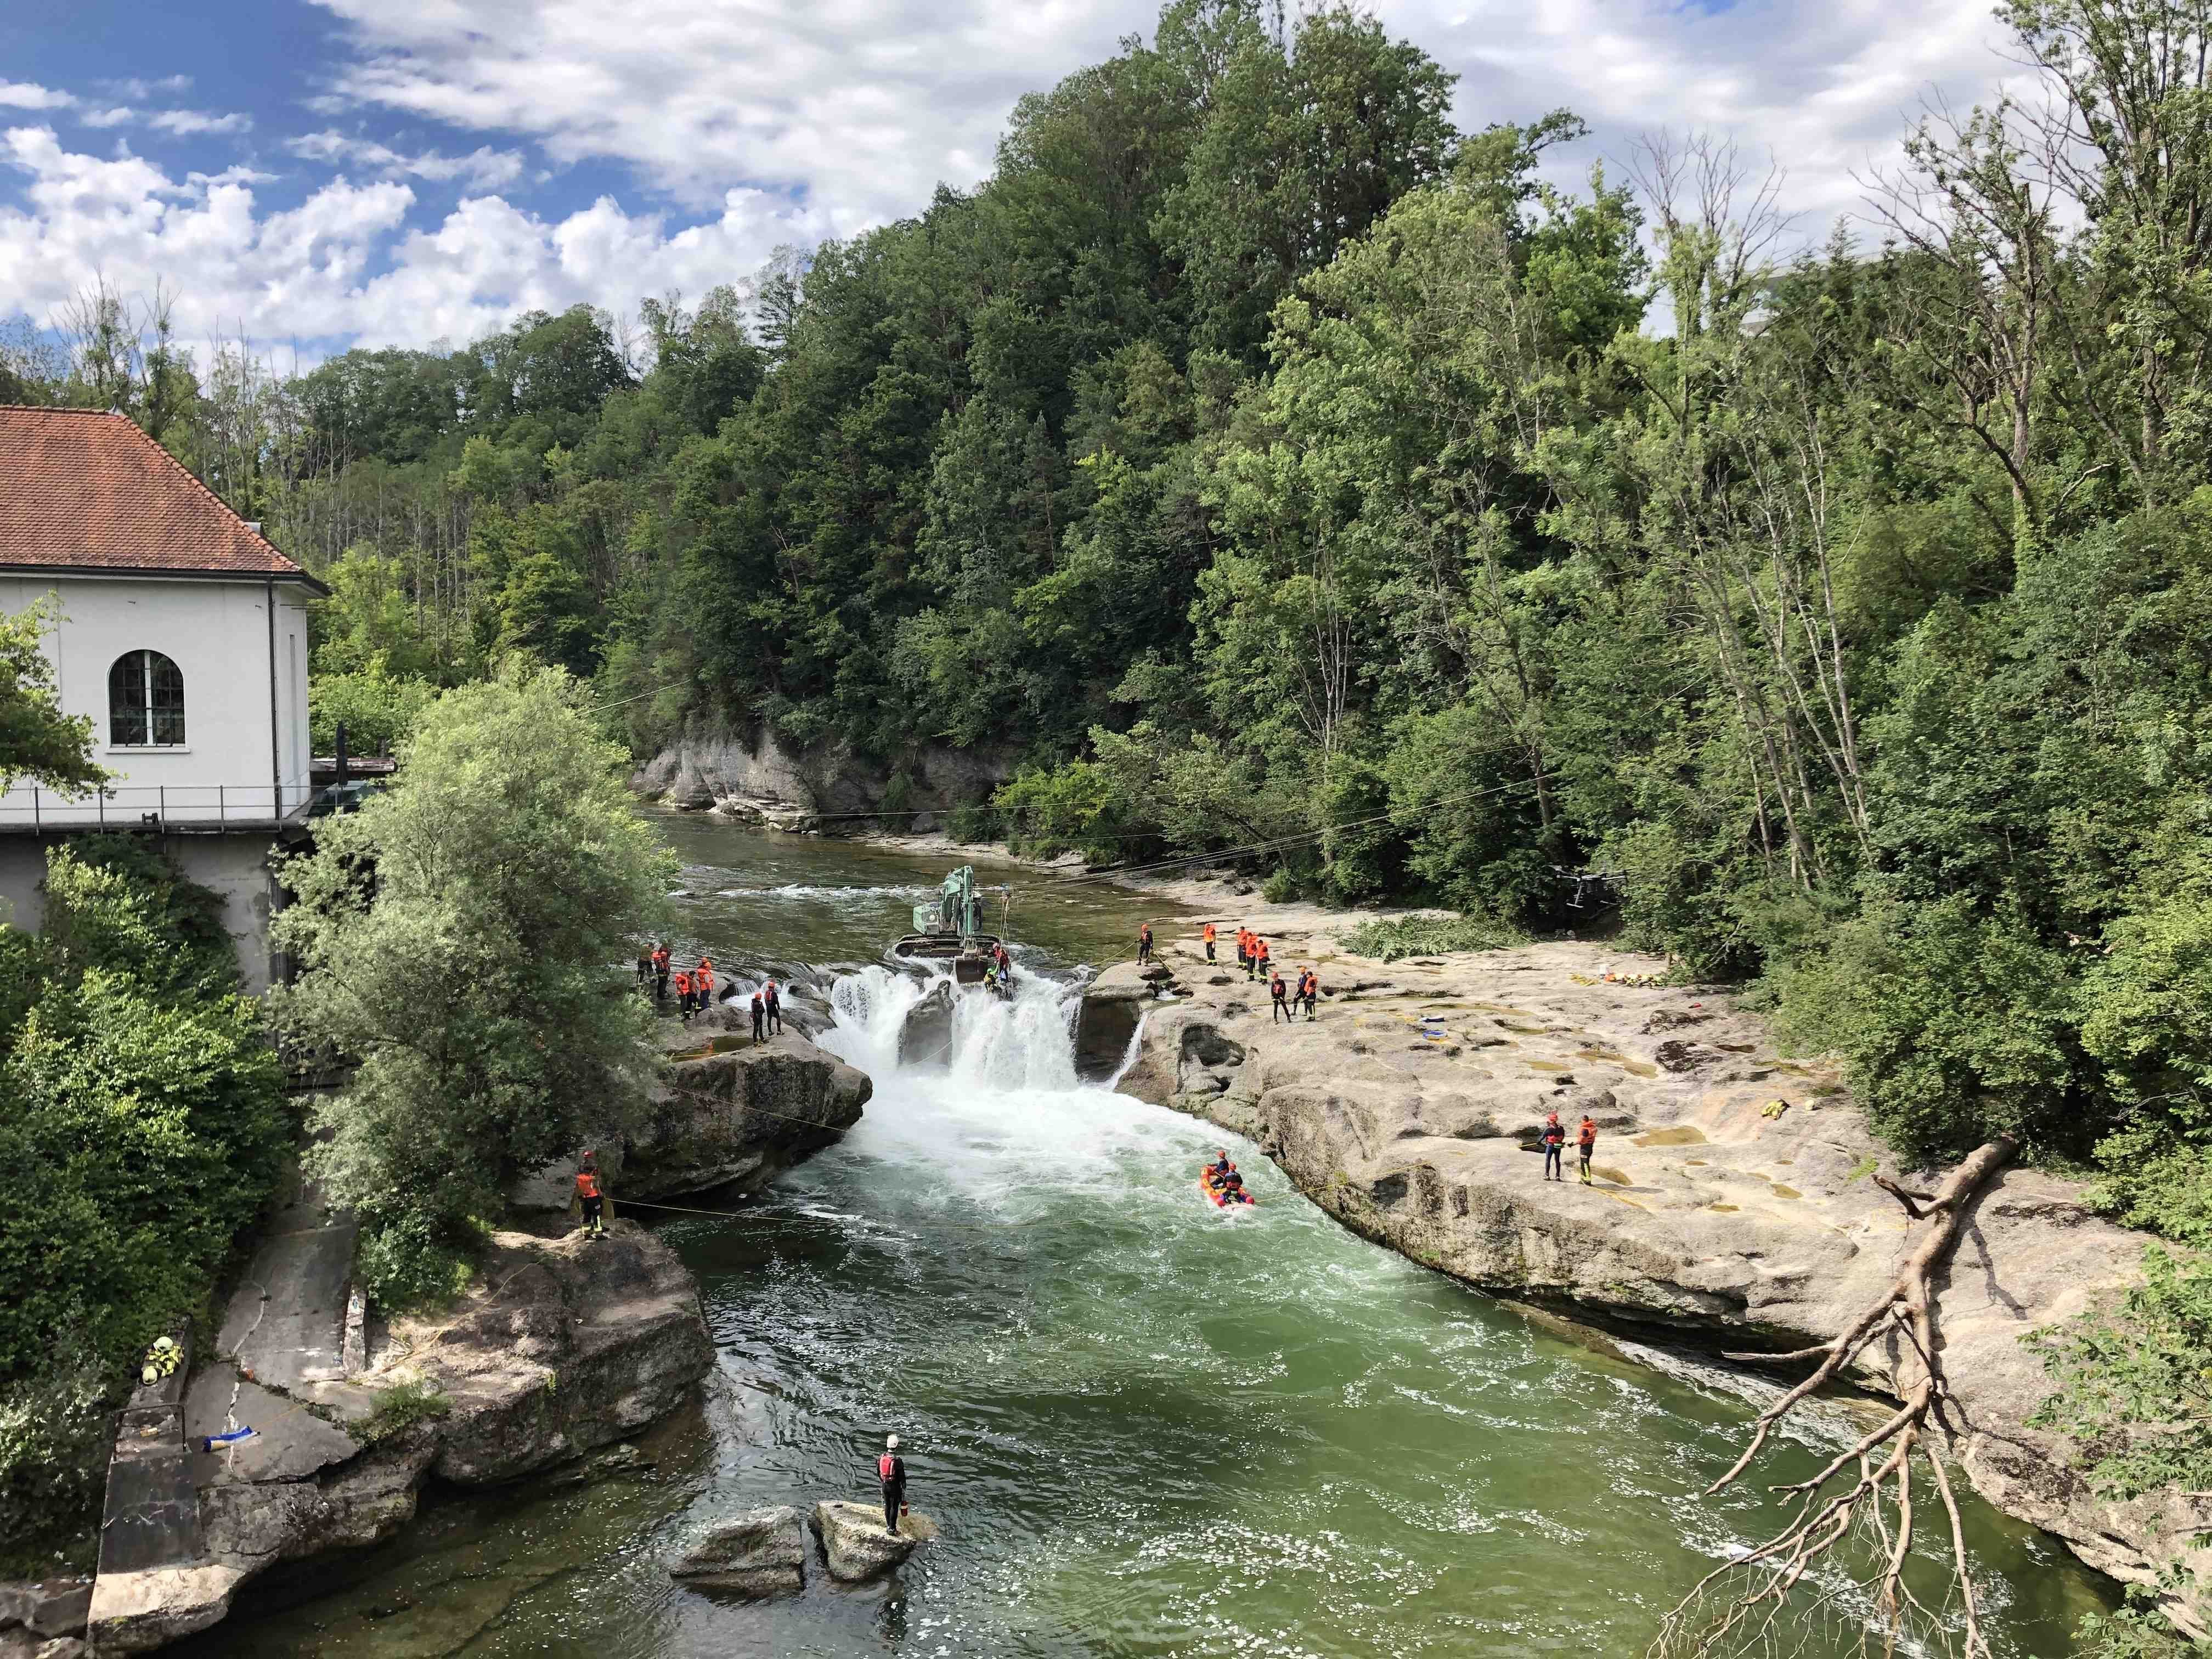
[
  {"x1": 0, "y1": 596, "x2": 105, "y2": 797},
  {"x1": 272, "y1": 665, "x2": 675, "y2": 1300}
]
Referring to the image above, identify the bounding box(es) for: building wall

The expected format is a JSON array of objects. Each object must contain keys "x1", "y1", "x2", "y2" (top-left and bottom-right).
[
  {"x1": 0, "y1": 574, "x2": 314, "y2": 827},
  {"x1": 0, "y1": 831, "x2": 289, "y2": 993}
]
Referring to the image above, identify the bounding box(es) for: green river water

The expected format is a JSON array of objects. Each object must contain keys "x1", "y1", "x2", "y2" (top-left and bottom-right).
[{"x1": 187, "y1": 812, "x2": 2115, "y2": 1658}]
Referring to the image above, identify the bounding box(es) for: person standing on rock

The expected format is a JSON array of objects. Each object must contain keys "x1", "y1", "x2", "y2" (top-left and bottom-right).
[
  {"x1": 1300, "y1": 967, "x2": 1320, "y2": 1020},
  {"x1": 1542, "y1": 1112, "x2": 1566, "y2": 1182},
  {"x1": 1577, "y1": 1115, "x2": 1598, "y2": 1185},
  {"x1": 1270, "y1": 969, "x2": 1291, "y2": 1022},
  {"x1": 878, "y1": 1435, "x2": 908, "y2": 1534},
  {"x1": 635, "y1": 946, "x2": 653, "y2": 990},
  {"x1": 575, "y1": 1154, "x2": 606, "y2": 1238},
  {"x1": 1237, "y1": 928, "x2": 1251, "y2": 974},
  {"x1": 697, "y1": 957, "x2": 716, "y2": 1005},
  {"x1": 673, "y1": 967, "x2": 693, "y2": 1021},
  {"x1": 764, "y1": 979, "x2": 783, "y2": 1035},
  {"x1": 750, "y1": 988, "x2": 766, "y2": 1042},
  {"x1": 1203, "y1": 921, "x2": 1217, "y2": 962},
  {"x1": 1252, "y1": 937, "x2": 1271, "y2": 983},
  {"x1": 652, "y1": 943, "x2": 671, "y2": 1003},
  {"x1": 1138, "y1": 922, "x2": 1154, "y2": 964}
]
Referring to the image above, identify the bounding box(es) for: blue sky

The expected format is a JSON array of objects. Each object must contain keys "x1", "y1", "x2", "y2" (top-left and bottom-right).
[{"x1": 0, "y1": 0, "x2": 2022, "y2": 360}]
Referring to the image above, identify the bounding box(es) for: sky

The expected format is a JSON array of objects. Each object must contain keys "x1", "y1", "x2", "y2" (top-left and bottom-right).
[{"x1": 0, "y1": 0, "x2": 2029, "y2": 363}]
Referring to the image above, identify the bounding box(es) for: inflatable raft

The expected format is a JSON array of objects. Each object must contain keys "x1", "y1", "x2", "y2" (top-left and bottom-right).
[{"x1": 1199, "y1": 1167, "x2": 1256, "y2": 1207}]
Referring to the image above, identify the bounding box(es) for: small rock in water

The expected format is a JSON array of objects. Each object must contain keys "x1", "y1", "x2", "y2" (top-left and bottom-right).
[
  {"x1": 670, "y1": 1506, "x2": 807, "y2": 1596},
  {"x1": 811, "y1": 1500, "x2": 926, "y2": 1581}
]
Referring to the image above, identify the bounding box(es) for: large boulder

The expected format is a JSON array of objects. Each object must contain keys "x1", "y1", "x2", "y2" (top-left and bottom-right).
[
  {"x1": 1074, "y1": 962, "x2": 1158, "y2": 1081},
  {"x1": 810, "y1": 1500, "x2": 918, "y2": 1582},
  {"x1": 898, "y1": 980, "x2": 954, "y2": 1067},
  {"x1": 670, "y1": 1507, "x2": 806, "y2": 1596},
  {"x1": 628, "y1": 1039, "x2": 871, "y2": 1200}
]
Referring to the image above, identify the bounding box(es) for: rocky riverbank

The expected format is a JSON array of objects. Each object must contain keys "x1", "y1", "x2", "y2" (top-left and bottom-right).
[
  {"x1": 631, "y1": 719, "x2": 1007, "y2": 830},
  {"x1": 1103, "y1": 929, "x2": 2209, "y2": 1630}
]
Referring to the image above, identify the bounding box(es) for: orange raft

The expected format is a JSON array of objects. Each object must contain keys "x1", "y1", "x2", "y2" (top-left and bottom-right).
[{"x1": 1199, "y1": 1166, "x2": 1256, "y2": 1208}]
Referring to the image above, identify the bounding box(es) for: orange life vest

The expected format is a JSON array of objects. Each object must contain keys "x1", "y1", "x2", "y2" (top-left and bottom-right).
[
  {"x1": 1578, "y1": 1120, "x2": 1597, "y2": 1148},
  {"x1": 575, "y1": 1170, "x2": 600, "y2": 1200},
  {"x1": 1203, "y1": 924, "x2": 1216, "y2": 943},
  {"x1": 674, "y1": 971, "x2": 692, "y2": 994}
]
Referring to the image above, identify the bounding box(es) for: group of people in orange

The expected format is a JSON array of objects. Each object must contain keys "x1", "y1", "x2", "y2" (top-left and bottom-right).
[
  {"x1": 1171, "y1": 922, "x2": 1324, "y2": 1022},
  {"x1": 636, "y1": 944, "x2": 784, "y2": 1032},
  {"x1": 1539, "y1": 1111, "x2": 1601, "y2": 1184}
]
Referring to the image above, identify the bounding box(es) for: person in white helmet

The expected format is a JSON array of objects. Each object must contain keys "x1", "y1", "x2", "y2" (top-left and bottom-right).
[{"x1": 877, "y1": 1434, "x2": 907, "y2": 1533}]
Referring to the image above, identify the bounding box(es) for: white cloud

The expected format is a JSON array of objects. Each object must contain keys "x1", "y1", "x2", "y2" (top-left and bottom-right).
[
  {"x1": 78, "y1": 108, "x2": 137, "y2": 129},
  {"x1": 98, "y1": 76, "x2": 193, "y2": 101},
  {"x1": 146, "y1": 110, "x2": 254, "y2": 137},
  {"x1": 303, "y1": 0, "x2": 2023, "y2": 247},
  {"x1": 0, "y1": 82, "x2": 75, "y2": 112},
  {"x1": 0, "y1": 125, "x2": 827, "y2": 352},
  {"x1": 286, "y1": 129, "x2": 525, "y2": 190}
]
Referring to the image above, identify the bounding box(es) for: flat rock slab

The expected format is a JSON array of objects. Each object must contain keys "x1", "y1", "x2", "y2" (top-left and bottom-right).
[
  {"x1": 184, "y1": 1372, "x2": 359, "y2": 1487},
  {"x1": 670, "y1": 1506, "x2": 806, "y2": 1596},
  {"x1": 218, "y1": 1200, "x2": 357, "y2": 1395},
  {"x1": 810, "y1": 1501, "x2": 922, "y2": 1582},
  {"x1": 0, "y1": 1581, "x2": 91, "y2": 1640}
]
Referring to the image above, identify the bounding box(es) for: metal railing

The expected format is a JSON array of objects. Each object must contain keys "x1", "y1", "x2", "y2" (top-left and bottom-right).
[{"x1": 0, "y1": 778, "x2": 315, "y2": 830}]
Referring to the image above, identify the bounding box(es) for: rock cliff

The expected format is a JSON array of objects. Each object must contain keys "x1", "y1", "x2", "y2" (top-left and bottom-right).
[
  {"x1": 629, "y1": 1030, "x2": 872, "y2": 1199},
  {"x1": 1109, "y1": 934, "x2": 2209, "y2": 1630},
  {"x1": 630, "y1": 718, "x2": 1008, "y2": 828},
  {"x1": 88, "y1": 1227, "x2": 712, "y2": 1654}
]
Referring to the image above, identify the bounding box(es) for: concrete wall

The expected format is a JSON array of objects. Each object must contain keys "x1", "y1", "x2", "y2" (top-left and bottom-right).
[
  {"x1": 0, "y1": 831, "x2": 290, "y2": 992},
  {"x1": 0, "y1": 574, "x2": 314, "y2": 827}
]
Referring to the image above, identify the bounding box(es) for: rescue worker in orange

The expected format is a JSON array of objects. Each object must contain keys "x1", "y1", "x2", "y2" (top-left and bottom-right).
[
  {"x1": 1578, "y1": 1115, "x2": 1598, "y2": 1185},
  {"x1": 652, "y1": 944, "x2": 671, "y2": 1003},
  {"x1": 1252, "y1": 936, "x2": 1272, "y2": 983},
  {"x1": 1202, "y1": 921, "x2": 1217, "y2": 962},
  {"x1": 1270, "y1": 969, "x2": 1291, "y2": 1023},
  {"x1": 1237, "y1": 928, "x2": 1252, "y2": 974},
  {"x1": 697, "y1": 957, "x2": 716, "y2": 1006},
  {"x1": 1300, "y1": 967, "x2": 1320, "y2": 1020},
  {"x1": 574, "y1": 1154, "x2": 606, "y2": 1238},
  {"x1": 1542, "y1": 1112, "x2": 1566, "y2": 1182},
  {"x1": 674, "y1": 967, "x2": 695, "y2": 1021}
]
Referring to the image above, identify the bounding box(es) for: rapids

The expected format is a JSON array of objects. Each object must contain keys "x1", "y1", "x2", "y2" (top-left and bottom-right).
[{"x1": 182, "y1": 817, "x2": 2112, "y2": 1658}]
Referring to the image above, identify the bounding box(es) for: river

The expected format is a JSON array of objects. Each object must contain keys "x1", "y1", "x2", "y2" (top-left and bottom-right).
[{"x1": 192, "y1": 812, "x2": 2113, "y2": 1658}]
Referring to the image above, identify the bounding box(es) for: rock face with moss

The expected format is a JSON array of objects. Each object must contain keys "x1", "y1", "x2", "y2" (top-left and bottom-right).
[
  {"x1": 1114, "y1": 931, "x2": 2207, "y2": 1630},
  {"x1": 87, "y1": 1226, "x2": 710, "y2": 1654}
]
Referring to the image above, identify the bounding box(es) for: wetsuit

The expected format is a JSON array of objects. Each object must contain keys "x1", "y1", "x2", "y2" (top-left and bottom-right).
[
  {"x1": 878, "y1": 1452, "x2": 906, "y2": 1533},
  {"x1": 751, "y1": 994, "x2": 765, "y2": 1041},
  {"x1": 1542, "y1": 1120, "x2": 1565, "y2": 1181},
  {"x1": 765, "y1": 985, "x2": 783, "y2": 1034}
]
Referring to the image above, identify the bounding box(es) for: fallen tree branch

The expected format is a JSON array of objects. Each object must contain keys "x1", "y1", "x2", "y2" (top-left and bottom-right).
[{"x1": 1651, "y1": 1135, "x2": 2016, "y2": 1659}]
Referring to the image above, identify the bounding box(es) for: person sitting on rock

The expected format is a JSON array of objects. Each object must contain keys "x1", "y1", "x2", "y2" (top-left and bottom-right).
[
  {"x1": 878, "y1": 1434, "x2": 907, "y2": 1534},
  {"x1": 1542, "y1": 1113, "x2": 1566, "y2": 1182},
  {"x1": 1578, "y1": 1115, "x2": 1598, "y2": 1185}
]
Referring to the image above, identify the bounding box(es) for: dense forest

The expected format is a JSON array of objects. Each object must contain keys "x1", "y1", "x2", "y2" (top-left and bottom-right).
[{"x1": 10, "y1": 0, "x2": 2212, "y2": 1241}]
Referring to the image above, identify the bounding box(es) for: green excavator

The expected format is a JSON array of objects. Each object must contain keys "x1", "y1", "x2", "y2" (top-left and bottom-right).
[{"x1": 892, "y1": 866, "x2": 1008, "y2": 985}]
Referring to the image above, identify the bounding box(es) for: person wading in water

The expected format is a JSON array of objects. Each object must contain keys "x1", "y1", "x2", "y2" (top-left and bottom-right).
[{"x1": 878, "y1": 1435, "x2": 907, "y2": 1533}]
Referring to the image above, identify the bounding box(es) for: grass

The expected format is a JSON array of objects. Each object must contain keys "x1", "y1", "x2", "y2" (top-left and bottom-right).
[
  {"x1": 1338, "y1": 914, "x2": 1527, "y2": 962},
  {"x1": 359, "y1": 1378, "x2": 453, "y2": 1444}
]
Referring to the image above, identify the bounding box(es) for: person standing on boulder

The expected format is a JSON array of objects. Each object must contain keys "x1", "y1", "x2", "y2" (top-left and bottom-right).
[
  {"x1": 674, "y1": 967, "x2": 694, "y2": 1021},
  {"x1": 750, "y1": 987, "x2": 766, "y2": 1042},
  {"x1": 1270, "y1": 970, "x2": 1291, "y2": 1023},
  {"x1": 1577, "y1": 1115, "x2": 1598, "y2": 1185},
  {"x1": 574, "y1": 1154, "x2": 606, "y2": 1238},
  {"x1": 1138, "y1": 922, "x2": 1154, "y2": 964},
  {"x1": 878, "y1": 1435, "x2": 907, "y2": 1534},
  {"x1": 1541, "y1": 1112, "x2": 1566, "y2": 1182},
  {"x1": 764, "y1": 978, "x2": 783, "y2": 1035},
  {"x1": 652, "y1": 943, "x2": 671, "y2": 1003},
  {"x1": 1301, "y1": 967, "x2": 1320, "y2": 1020}
]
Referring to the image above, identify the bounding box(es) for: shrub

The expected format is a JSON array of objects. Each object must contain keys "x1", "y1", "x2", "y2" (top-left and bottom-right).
[
  {"x1": 0, "y1": 1335, "x2": 110, "y2": 1569},
  {"x1": 1339, "y1": 913, "x2": 1526, "y2": 961},
  {"x1": 359, "y1": 1378, "x2": 453, "y2": 1444},
  {"x1": 353, "y1": 1212, "x2": 476, "y2": 1313}
]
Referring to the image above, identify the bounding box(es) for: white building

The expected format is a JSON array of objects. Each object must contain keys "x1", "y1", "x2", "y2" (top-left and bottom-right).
[{"x1": 0, "y1": 406, "x2": 329, "y2": 990}]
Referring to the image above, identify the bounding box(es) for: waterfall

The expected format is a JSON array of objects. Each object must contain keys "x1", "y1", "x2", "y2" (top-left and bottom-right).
[{"x1": 825, "y1": 962, "x2": 1083, "y2": 1093}]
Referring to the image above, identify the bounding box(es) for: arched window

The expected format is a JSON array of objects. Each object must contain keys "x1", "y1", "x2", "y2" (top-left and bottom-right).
[{"x1": 109, "y1": 650, "x2": 185, "y2": 747}]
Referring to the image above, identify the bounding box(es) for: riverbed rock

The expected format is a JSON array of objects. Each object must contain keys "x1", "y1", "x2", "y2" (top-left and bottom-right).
[
  {"x1": 670, "y1": 1507, "x2": 807, "y2": 1595},
  {"x1": 898, "y1": 979, "x2": 955, "y2": 1066},
  {"x1": 810, "y1": 1501, "x2": 919, "y2": 1581},
  {"x1": 0, "y1": 1583, "x2": 88, "y2": 1643},
  {"x1": 626, "y1": 1036, "x2": 871, "y2": 1200},
  {"x1": 1073, "y1": 961, "x2": 1165, "y2": 1080},
  {"x1": 1122, "y1": 932, "x2": 2211, "y2": 1633}
]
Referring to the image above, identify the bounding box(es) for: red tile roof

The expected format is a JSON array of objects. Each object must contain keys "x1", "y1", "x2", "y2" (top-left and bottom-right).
[{"x1": 0, "y1": 405, "x2": 326, "y2": 589}]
